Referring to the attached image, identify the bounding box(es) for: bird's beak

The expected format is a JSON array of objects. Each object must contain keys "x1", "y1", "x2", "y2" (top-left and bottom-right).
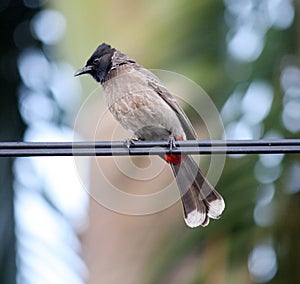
[{"x1": 74, "y1": 65, "x2": 93, "y2": 77}]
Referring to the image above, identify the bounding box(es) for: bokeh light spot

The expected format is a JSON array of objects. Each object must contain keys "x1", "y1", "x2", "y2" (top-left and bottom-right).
[
  {"x1": 31, "y1": 10, "x2": 66, "y2": 45},
  {"x1": 254, "y1": 202, "x2": 276, "y2": 227},
  {"x1": 242, "y1": 81, "x2": 273, "y2": 124},
  {"x1": 254, "y1": 161, "x2": 282, "y2": 184},
  {"x1": 282, "y1": 100, "x2": 300, "y2": 133},
  {"x1": 248, "y1": 242, "x2": 277, "y2": 282},
  {"x1": 256, "y1": 183, "x2": 275, "y2": 206},
  {"x1": 227, "y1": 27, "x2": 264, "y2": 62},
  {"x1": 267, "y1": 0, "x2": 294, "y2": 29},
  {"x1": 17, "y1": 48, "x2": 51, "y2": 91},
  {"x1": 285, "y1": 162, "x2": 300, "y2": 194}
]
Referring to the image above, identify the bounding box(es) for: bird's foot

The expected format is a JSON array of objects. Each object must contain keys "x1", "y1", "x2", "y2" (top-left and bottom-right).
[
  {"x1": 167, "y1": 135, "x2": 177, "y2": 152},
  {"x1": 124, "y1": 137, "x2": 139, "y2": 149},
  {"x1": 165, "y1": 136, "x2": 182, "y2": 164}
]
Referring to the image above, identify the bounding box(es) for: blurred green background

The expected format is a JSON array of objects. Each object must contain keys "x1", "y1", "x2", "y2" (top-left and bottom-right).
[{"x1": 0, "y1": 0, "x2": 299, "y2": 283}]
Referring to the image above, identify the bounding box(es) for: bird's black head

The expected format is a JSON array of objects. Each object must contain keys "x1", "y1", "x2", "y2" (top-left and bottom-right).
[{"x1": 75, "y1": 43, "x2": 115, "y2": 83}]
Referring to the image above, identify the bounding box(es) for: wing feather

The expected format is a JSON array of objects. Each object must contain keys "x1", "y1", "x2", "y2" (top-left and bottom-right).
[{"x1": 138, "y1": 67, "x2": 197, "y2": 140}]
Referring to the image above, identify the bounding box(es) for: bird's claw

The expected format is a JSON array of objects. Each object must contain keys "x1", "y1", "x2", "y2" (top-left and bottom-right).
[
  {"x1": 168, "y1": 136, "x2": 177, "y2": 152},
  {"x1": 124, "y1": 137, "x2": 138, "y2": 149}
]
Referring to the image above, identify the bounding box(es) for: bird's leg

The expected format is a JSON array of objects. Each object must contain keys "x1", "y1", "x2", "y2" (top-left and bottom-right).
[{"x1": 167, "y1": 135, "x2": 177, "y2": 152}]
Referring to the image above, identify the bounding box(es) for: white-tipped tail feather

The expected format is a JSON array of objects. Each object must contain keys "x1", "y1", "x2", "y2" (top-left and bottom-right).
[
  {"x1": 185, "y1": 209, "x2": 210, "y2": 228},
  {"x1": 171, "y1": 155, "x2": 225, "y2": 228},
  {"x1": 207, "y1": 198, "x2": 225, "y2": 219}
]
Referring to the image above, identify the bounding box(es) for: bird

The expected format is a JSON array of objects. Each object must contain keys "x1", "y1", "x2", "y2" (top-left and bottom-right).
[{"x1": 75, "y1": 43, "x2": 225, "y2": 228}]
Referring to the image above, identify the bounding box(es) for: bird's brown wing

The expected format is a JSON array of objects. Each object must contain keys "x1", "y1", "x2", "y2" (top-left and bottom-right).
[{"x1": 140, "y1": 67, "x2": 197, "y2": 140}]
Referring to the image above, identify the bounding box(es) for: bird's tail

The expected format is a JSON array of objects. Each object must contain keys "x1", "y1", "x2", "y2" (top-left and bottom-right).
[{"x1": 169, "y1": 155, "x2": 225, "y2": 228}]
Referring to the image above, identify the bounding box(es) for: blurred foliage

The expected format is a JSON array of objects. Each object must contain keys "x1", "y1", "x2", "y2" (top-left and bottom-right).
[
  {"x1": 0, "y1": 1, "x2": 32, "y2": 283},
  {"x1": 54, "y1": 0, "x2": 300, "y2": 283},
  {"x1": 1, "y1": 1, "x2": 86, "y2": 284}
]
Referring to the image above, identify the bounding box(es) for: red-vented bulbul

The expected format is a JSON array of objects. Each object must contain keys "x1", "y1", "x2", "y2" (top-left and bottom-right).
[{"x1": 75, "y1": 43, "x2": 225, "y2": 228}]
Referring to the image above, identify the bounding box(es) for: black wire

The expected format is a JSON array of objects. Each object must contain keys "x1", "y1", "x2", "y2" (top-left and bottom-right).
[{"x1": 0, "y1": 139, "x2": 300, "y2": 157}]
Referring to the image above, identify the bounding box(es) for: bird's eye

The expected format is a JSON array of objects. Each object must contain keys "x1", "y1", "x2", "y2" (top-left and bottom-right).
[{"x1": 93, "y1": 58, "x2": 100, "y2": 64}]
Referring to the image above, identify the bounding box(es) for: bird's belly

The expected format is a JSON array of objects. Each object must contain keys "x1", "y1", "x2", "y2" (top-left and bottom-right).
[{"x1": 103, "y1": 80, "x2": 184, "y2": 140}]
